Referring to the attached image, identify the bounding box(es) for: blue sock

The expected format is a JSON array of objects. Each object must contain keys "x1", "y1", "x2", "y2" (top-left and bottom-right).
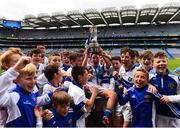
[{"x1": 103, "y1": 108, "x2": 112, "y2": 118}]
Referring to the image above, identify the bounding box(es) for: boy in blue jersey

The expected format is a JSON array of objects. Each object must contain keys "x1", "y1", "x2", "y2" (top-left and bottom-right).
[
  {"x1": 149, "y1": 51, "x2": 180, "y2": 127},
  {"x1": 0, "y1": 56, "x2": 52, "y2": 127},
  {"x1": 44, "y1": 91, "x2": 75, "y2": 127},
  {"x1": 116, "y1": 68, "x2": 156, "y2": 127}
]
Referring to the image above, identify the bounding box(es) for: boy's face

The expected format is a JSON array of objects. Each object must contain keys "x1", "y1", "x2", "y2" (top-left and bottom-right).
[
  {"x1": 56, "y1": 103, "x2": 70, "y2": 117},
  {"x1": 141, "y1": 57, "x2": 153, "y2": 67},
  {"x1": 78, "y1": 70, "x2": 89, "y2": 86},
  {"x1": 55, "y1": 70, "x2": 63, "y2": 83},
  {"x1": 134, "y1": 71, "x2": 148, "y2": 88},
  {"x1": 121, "y1": 52, "x2": 133, "y2": 68},
  {"x1": 73, "y1": 57, "x2": 83, "y2": 66},
  {"x1": 16, "y1": 74, "x2": 37, "y2": 93},
  {"x1": 112, "y1": 60, "x2": 121, "y2": 71},
  {"x1": 153, "y1": 57, "x2": 167, "y2": 75},
  {"x1": 91, "y1": 54, "x2": 100, "y2": 65},
  {"x1": 62, "y1": 56, "x2": 70, "y2": 66},
  {"x1": 49, "y1": 56, "x2": 61, "y2": 66},
  {"x1": 31, "y1": 53, "x2": 41, "y2": 65},
  {"x1": 7, "y1": 53, "x2": 21, "y2": 69}
]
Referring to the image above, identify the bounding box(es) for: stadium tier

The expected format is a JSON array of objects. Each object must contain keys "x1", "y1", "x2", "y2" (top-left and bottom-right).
[{"x1": 0, "y1": 3, "x2": 180, "y2": 57}]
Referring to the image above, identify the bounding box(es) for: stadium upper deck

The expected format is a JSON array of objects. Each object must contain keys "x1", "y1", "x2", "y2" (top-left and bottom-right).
[{"x1": 1, "y1": 2, "x2": 180, "y2": 29}]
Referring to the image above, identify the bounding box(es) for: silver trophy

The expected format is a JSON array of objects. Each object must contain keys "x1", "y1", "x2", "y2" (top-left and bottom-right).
[{"x1": 88, "y1": 26, "x2": 101, "y2": 54}]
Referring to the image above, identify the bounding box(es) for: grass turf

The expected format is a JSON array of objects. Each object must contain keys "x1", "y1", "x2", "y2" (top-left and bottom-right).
[{"x1": 168, "y1": 58, "x2": 180, "y2": 73}]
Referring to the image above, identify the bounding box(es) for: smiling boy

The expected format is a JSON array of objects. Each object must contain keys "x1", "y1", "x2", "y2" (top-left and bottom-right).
[
  {"x1": 149, "y1": 51, "x2": 180, "y2": 127},
  {"x1": 116, "y1": 68, "x2": 156, "y2": 127}
]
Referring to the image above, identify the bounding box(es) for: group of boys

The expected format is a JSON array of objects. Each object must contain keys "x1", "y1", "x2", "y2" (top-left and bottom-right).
[{"x1": 0, "y1": 46, "x2": 180, "y2": 127}]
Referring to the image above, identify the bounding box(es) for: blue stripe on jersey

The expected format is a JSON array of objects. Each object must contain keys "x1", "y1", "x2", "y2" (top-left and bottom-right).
[
  {"x1": 102, "y1": 76, "x2": 111, "y2": 84},
  {"x1": 72, "y1": 80, "x2": 83, "y2": 89},
  {"x1": 72, "y1": 101, "x2": 85, "y2": 121},
  {"x1": 154, "y1": 92, "x2": 180, "y2": 118},
  {"x1": 6, "y1": 85, "x2": 36, "y2": 127},
  {"x1": 121, "y1": 78, "x2": 134, "y2": 89},
  {"x1": 64, "y1": 77, "x2": 72, "y2": 82},
  {"x1": 150, "y1": 71, "x2": 180, "y2": 117},
  {"x1": 61, "y1": 64, "x2": 71, "y2": 71}
]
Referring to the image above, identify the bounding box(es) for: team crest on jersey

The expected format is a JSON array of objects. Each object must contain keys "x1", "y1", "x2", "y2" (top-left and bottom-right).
[
  {"x1": 128, "y1": 77, "x2": 132, "y2": 82},
  {"x1": 144, "y1": 95, "x2": 152, "y2": 102},
  {"x1": 168, "y1": 83, "x2": 176, "y2": 90},
  {"x1": 68, "y1": 119, "x2": 73, "y2": 127}
]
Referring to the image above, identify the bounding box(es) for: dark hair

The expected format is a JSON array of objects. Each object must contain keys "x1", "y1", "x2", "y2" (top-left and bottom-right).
[
  {"x1": 140, "y1": 50, "x2": 153, "y2": 59},
  {"x1": 120, "y1": 47, "x2": 135, "y2": 59},
  {"x1": 29, "y1": 48, "x2": 42, "y2": 57},
  {"x1": 111, "y1": 56, "x2": 121, "y2": 63},
  {"x1": 71, "y1": 66, "x2": 87, "y2": 82},
  {"x1": 154, "y1": 51, "x2": 167, "y2": 59},
  {"x1": 44, "y1": 65, "x2": 60, "y2": 81},
  {"x1": 52, "y1": 91, "x2": 71, "y2": 108},
  {"x1": 69, "y1": 52, "x2": 78, "y2": 61},
  {"x1": 133, "y1": 50, "x2": 139, "y2": 57}
]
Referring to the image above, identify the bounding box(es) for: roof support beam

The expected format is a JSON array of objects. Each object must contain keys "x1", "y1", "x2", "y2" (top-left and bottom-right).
[
  {"x1": 67, "y1": 16, "x2": 81, "y2": 26},
  {"x1": 99, "y1": 13, "x2": 108, "y2": 25},
  {"x1": 168, "y1": 9, "x2": 180, "y2": 22},
  {"x1": 52, "y1": 17, "x2": 68, "y2": 26},
  {"x1": 135, "y1": 10, "x2": 140, "y2": 24},
  {"x1": 151, "y1": 8, "x2": 160, "y2": 23},
  {"x1": 81, "y1": 14, "x2": 94, "y2": 25},
  {"x1": 118, "y1": 11, "x2": 122, "y2": 25}
]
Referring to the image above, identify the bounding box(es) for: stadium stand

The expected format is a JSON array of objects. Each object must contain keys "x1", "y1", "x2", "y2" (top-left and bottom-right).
[{"x1": 0, "y1": 2, "x2": 179, "y2": 58}]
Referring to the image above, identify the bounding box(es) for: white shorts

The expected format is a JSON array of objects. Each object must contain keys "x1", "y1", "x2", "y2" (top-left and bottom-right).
[
  {"x1": 115, "y1": 102, "x2": 132, "y2": 122},
  {"x1": 156, "y1": 114, "x2": 180, "y2": 127}
]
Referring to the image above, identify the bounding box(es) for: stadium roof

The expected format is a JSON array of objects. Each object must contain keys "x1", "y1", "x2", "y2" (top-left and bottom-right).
[{"x1": 1, "y1": 2, "x2": 180, "y2": 29}]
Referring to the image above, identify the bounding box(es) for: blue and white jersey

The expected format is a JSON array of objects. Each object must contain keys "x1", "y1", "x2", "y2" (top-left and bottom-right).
[
  {"x1": 0, "y1": 69, "x2": 39, "y2": 126},
  {"x1": 149, "y1": 71, "x2": 180, "y2": 118},
  {"x1": 119, "y1": 64, "x2": 141, "y2": 89},
  {"x1": 60, "y1": 64, "x2": 71, "y2": 72},
  {"x1": 68, "y1": 81, "x2": 86, "y2": 127},
  {"x1": 63, "y1": 66, "x2": 73, "y2": 89},
  {"x1": 101, "y1": 66, "x2": 115, "y2": 90},
  {"x1": 87, "y1": 64, "x2": 104, "y2": 85},
  {"x1": 44, "y1": 108, "x2": 75, "y2": 127},
  {"x1": 116, "y1": 85, "x2": 156, "y2": 127},
  {"x1": 88, "y1": 64, "x2": 114, "y2": 89},
  {"x1": 139, "y1": 62, "x2": 155, "y2": 74},
  {"x1": 0, "y1": 68, "x2": 52, "y2": 127},
  {"x1": 37, "y1": 73, "x2": 48, "y2": 88},
  {"x1": 0, "y1": 68, "x2": 19, "y2": 126},
  {"x1": 36, "y1": 63, "x2": 45, "y2": 77},
  {"x1": 42, "y1": 82, "x2": 59, "y2": 95},
  {"x1": 63, "y1": 77, "x2": 72, "y2": 89}
]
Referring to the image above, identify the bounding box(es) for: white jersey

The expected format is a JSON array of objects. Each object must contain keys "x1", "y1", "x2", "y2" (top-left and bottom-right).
[
  {"x1": 37, "y1": 73, "x2": 48, "y2": 88},
  {"x1": 42, "y1": 83, "x2": 57, "y2": 95},
  {"x1": 0, "y1": 68, "x2": 51, "y2": 127},
  {"x1": 68, "y1": 81, "x2": 86, "y2": 127},
  {"x1": 119, "y1": 64, "x2": 141, "y2": 89},
  {"x1": 36, "y1": 63, "x2": 45, "y2": 77},
  {"x1": 0, "y1": 68, "x2": 19, "y2": 127}
]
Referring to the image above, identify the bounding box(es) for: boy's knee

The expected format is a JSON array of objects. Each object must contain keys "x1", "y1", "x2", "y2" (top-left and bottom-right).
[{"x1": 104, "y1": 90, "x2": 117, "y2": 99}]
